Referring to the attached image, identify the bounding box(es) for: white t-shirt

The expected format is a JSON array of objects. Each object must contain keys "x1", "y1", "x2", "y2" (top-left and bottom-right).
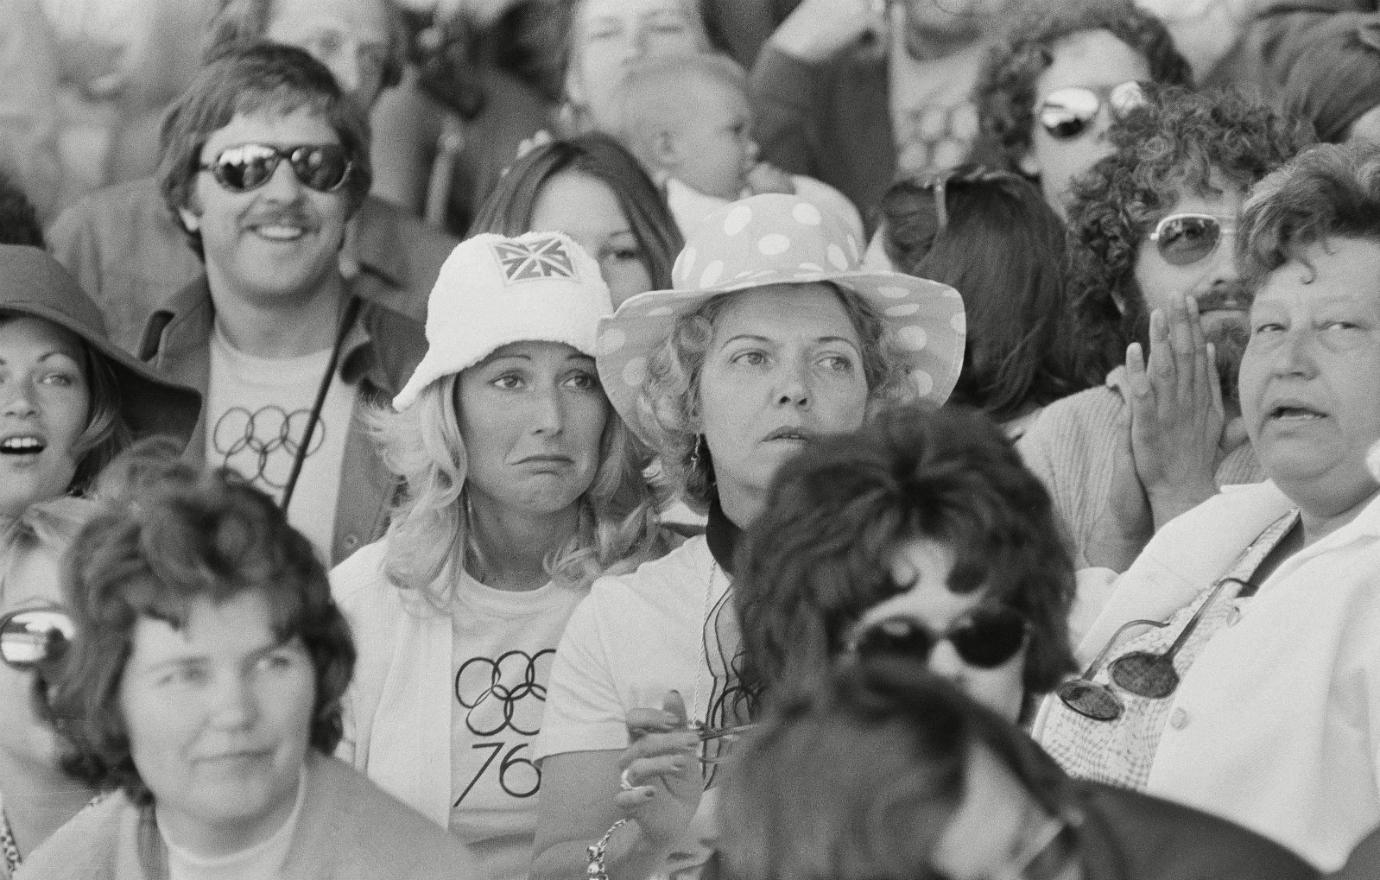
[
  {"x1": 162, "y1": 767, "x2": 306, "y2": 880},
  {"x1": 447, "y1": 569, "x2": 587, "y2": 880},
  {"x1": 206, "y1": 325, "x2": 354, "y2": 561},
  {"x1": 537, "y1": 536, "x2": 741, "y2": 880}
]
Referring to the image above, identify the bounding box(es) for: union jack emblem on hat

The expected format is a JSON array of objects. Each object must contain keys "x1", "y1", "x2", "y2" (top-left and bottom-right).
[
  {"x1": 492, "y1": 236, "x2": 576, "y2": 282},
  {"x1": 393, "y1": 231, "x2": 613, "y2": 410}
]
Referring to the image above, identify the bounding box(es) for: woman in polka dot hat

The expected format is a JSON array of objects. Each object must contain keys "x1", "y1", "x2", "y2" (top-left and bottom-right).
[{"x1": 531, "y1": 192, "x2": 965, "y2": 880}]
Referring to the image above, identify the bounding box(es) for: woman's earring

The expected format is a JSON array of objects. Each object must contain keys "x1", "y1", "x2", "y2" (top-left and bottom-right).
[{"x1": 690, "y1": 434, "x2": 706, "y2": 472}]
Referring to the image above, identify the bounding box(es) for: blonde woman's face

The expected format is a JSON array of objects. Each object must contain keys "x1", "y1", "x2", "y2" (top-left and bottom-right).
[
  {"x1": 458, "y1": 341, "x2": 610, "y2": 521},
  {"x1": 566, "y1": 0, "x2": 706, "y2": 130}
]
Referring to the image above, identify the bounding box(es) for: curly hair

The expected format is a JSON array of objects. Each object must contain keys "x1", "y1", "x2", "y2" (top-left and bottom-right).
[
  {"x1": 469, "y1": 133, "x2": 682, "y2": 295},
  {"x1": 734, "y1": 405, "x2": 1076, "y2": 720},
  {"x1": 371, "y1": 372, "x2": 667, "y2": 604},
  {"x1": 49, "y1": 460, "x2": 355, "y2": 806},
  {"x1": 719, "y1": 661, "x2": 1076, "y2": 880},
  {"x1": 877, "y1": 167, "x2": 1083, "y2": 422},
  {"x1": 157, "y1": 43, "x2": 372, "y2": 259},
  {"x1": 1065, "y1": 85, "x2": 1314, "y2": 382},
  {"x1": 971, "y1": 0, "x2": 1192, "y2": 175},
  {"x1": 1238, "y1": 141, "x2": 1380, "y2": 291},
  {"x1": 635, "y1": 283, "x2": 916, "y2": 511}
]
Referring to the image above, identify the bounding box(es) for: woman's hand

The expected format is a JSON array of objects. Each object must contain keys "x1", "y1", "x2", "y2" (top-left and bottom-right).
[{"x1": 614, "y1": 691, "x2": 702, "y2": 852}]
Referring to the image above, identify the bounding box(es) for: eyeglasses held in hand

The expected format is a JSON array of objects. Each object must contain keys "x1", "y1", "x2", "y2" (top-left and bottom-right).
[
  {"x1": 199, "y1": 143, "x2": 353, "y2": 194},
  {"x1": 1037, "y1": 80, "x2": 1146, "y2": 141},
  {"x1": 0, "y1": 608, "x2": 74, "y2": 670},
  {"x1": 1148, "y1": 213, "x2": 1238, "y2": 267},
  {"x1": 846, "y1": 606, "x2": 1029, "y2": 669},
  {"x1": 691, "y1": 721, "x2": 756, "y2": 767}
]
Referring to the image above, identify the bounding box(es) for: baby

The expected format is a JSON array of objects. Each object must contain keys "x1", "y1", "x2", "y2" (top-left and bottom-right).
[{"x1": 609, "y1": 53, "x2": 863, "y2": 239}]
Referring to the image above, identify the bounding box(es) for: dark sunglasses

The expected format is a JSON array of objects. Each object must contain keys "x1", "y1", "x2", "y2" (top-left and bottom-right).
[
  {"x1": 1037, "y1": 80, "x2": 1146, "y2": 141},
  {"x1": 0, "y1": 608, "x2": 74, "y2": 670},
  {"x1": 198, "y1": 143, "x2": 353, "y2": 194},
  {"x1": 1148, "y1": 212, "x2": 1237, "y2": 267},
  {"x1": 847, "y1": 606, "x2": 1030, "y2": 669}
]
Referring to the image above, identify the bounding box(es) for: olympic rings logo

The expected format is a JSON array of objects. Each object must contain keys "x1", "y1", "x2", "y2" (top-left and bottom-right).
[
  {"x1": 211, "y1": 405, "x2": 326, "y2": 488},
  {"x1": 454, "y1": 648, "x2": 555, "y2": 737}
]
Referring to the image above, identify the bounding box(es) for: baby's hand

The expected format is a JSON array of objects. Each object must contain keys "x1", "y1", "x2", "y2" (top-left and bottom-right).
[{"x1": 746, "y1": 163, "x2": 795, "y2": 195}]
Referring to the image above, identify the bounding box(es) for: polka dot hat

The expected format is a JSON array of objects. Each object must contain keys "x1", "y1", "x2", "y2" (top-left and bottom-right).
[{"x1": 595, "y1": 192, "x2": 966, "y2": 443}]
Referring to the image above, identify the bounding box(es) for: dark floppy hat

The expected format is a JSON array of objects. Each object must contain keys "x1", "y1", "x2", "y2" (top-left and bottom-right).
[{"x1": 0, "y1": 244, "x2": 201, "y2": 445}]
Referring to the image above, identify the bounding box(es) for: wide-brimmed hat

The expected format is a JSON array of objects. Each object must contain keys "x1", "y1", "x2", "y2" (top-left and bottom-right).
[
  {"x1": 393, "y1": 231, "x2": 614, "y2": 410},
  {"x1": 0, "y1": 245, "x2": 201, "y2": 445},
  {"x1": 595, "y1": 193, "x2": 966, "y2": 442}
]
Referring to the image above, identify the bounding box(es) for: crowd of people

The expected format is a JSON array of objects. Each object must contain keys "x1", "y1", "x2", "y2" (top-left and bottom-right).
[{"x1": 5, "y1": 0, "x2": 1380, "y2": 878}]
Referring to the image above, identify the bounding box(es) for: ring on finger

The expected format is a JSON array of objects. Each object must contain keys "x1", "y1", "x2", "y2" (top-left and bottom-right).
[{"x1": 619, "y1": 768, "x2": 636, "y2": 791}]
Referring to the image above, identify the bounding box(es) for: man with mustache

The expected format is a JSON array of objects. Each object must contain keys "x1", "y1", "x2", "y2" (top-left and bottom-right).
[
  {"x1": 139, "y1": 44, "x2": 425, "y2": 568},
  {"x1": 1017, "y1": 86, "x2": 1312, "y2": 583}
]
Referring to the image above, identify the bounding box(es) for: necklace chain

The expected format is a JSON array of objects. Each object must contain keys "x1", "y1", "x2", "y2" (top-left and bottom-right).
[{"x1": 691, "y1": 558, "x2": 720, "y2": 726}]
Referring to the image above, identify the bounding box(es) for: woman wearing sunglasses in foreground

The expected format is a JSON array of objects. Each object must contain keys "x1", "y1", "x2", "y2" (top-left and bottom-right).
[
  {"x1": 19, "y1": 464, "x2": 481, "y2": 879},
  {"x1": 736, "y1": 405, "x2": 1075, "y2": 725},
  {"x1": 1037, "y1": 142, "x2": 1380, "y2": 872},
  {"x1": 0, "y1": 245, "x2": 201, "y2": 879},
  {"x1": 717, "y1": 662, "x2": 1317, "y2": 880}
]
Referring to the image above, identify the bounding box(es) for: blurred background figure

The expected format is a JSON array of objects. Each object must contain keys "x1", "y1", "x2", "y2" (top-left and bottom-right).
[
  {"x1": 971, "y1": 0, "x2": 1192, "y2": 218},
  {"x1": 717, "y1": 662, "x2": 1317, "y2": 880},
  {"x1": 468, "y1": 133, "x2": 682, "y2": 305}
]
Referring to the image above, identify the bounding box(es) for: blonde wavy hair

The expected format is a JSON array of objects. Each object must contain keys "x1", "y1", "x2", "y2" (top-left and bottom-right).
[
  {"x1": 636, "y1": 283, "x2": 918, "y2": 512},
  {"x1": 373, "y1": 373, "x2": 667, "y2": 606}
]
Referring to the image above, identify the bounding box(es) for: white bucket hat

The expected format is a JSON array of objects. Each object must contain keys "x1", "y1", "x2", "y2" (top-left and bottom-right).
[
  {"x1": 595, "y1": 193, "x2": 967, "y2": 443},
  {"x1": 393, "y1": 231, "x2": 614, "y2": 410}
]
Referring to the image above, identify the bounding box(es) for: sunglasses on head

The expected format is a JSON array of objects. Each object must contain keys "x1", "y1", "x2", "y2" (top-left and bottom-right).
[
  {"x1": 1148, "y1": 212, "x2": 1237, "y2": 267},
  {"x1": 0, "y1": 608, "x2": 74, "y2": 670},
  {"x1": 846, "y1": 606, "x2": 1030, "y2": 669},
  {"x1": 912, "y1": 164, "x2": 1026, "y2": 231},
  {"x1": 198, "y1": 143, "x2": 353, "y2": 194},
  {"x1": 1037, "y1": 80, "x2": 1146, "y2": 141}
]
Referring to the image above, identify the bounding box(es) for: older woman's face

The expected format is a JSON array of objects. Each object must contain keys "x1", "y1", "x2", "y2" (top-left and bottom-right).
[
  {"x1": 0, "y1": 316, "x2": 91, "y2": 518},
  {"x1": 697, "y1": 284, "x2": 869, "y2": 524},
  {"x1": 1239, "y1": 238, "x2": 1380, "y2": 523},
  {"x1": 530, "y1": 171, "x2": 654, "y2": 307},
  {"x1": 853, "y1": 538, "x2": 1027, "y2": 722},
  {"x1": 118, "y1": 591, "x2": 315, "y2": 853},
  {"x1": 566, "y1": 0, "x2": 705, "y2": 130}
]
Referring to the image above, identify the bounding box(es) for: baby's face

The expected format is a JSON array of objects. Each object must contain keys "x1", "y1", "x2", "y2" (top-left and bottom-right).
[{"x1": 673, "y1": 79, "x2": 756, "y2": 200}]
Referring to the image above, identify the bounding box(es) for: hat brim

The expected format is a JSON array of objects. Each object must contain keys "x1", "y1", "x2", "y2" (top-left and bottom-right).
[
  {"x1": 595, "y1": 271, "x2": 966, "y2": 444},
  {"x1": 6, "y1": 301, "x2": 202, "y2": 445}
]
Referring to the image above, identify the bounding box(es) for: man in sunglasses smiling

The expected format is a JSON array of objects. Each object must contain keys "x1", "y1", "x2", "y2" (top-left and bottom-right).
[
  {"x1": 134, "y1": 44, "x2": 426, "y2": 568},
  {"x1": 1018, "y1": 86, "x2": 1313, "y2": 581}
]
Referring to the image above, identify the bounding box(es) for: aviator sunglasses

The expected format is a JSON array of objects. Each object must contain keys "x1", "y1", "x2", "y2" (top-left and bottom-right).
[
  {"x1": 846, "y1": 606, "x2": 1030, "y2": 669},
  {"x1": 1037, "y1": 80, "x2": 1146, "y2": 141},
  {"x1": 1148, "y1": 213, "x2": 1237, "y2": 267},
  {"x1": 0, "y1": 608, "x2": 74, "y2": 670},
  {"x1": 198, "y1": 143, "x2": 353, "y2": 194}
]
